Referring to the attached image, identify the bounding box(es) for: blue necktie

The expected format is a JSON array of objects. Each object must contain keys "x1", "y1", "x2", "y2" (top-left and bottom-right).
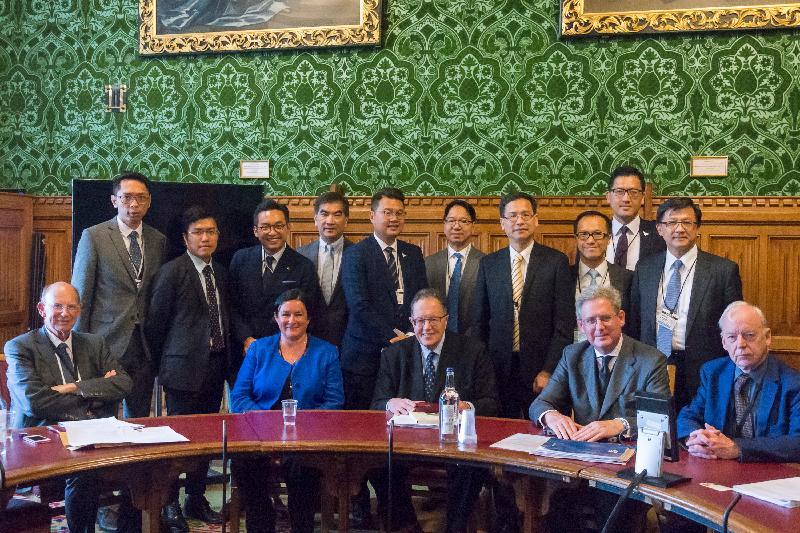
[
  {"x1": 424, "y1": 352, "x2": 437, "y2": 403},
  {"x1": 446, "y1": 253, "x2": 462, "y2": 332},
  {"x1": 55, "y1": 343, "x2": 76, "y2": 383},
  {"x1": 656, "y1": 259, "x2": 683, "y2": 356}
]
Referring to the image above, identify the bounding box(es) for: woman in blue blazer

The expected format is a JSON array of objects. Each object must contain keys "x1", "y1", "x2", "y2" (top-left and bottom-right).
[{"x1": 231, "y1": 289, "x2": 344, "y2": 533}]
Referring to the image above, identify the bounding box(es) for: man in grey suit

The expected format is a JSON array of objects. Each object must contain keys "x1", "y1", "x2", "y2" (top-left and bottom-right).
[
  {"x1": 530, "y1": 286, "x2": 669, "y2": 533},
  {"x1": 4, "y1": 282, "x2": 132, "y2": 533},
  {"x1": 71, "y1": 172, "x2": 166, "y2": 419},
  {"x1": 297, "y1": 190, "x2": 353, "y2": 346},
  {"x1": 425, "y1": 199, "x2": 485, "y2": 334}
]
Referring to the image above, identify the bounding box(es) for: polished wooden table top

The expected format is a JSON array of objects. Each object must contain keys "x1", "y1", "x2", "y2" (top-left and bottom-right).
[{"x1": 2, "y1": 410, "x2": 798, "y2": 532}]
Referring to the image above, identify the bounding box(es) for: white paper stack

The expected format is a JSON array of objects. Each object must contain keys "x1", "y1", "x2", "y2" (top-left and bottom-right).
[
  {"x1": 733, "y1": 477, "x2": 800, "y2": 508},
  {"x1": 490, "y1": 433, "x2": 551, "y2": 453},
  {"x1": 60, "y1": 417, "x2": 189, "y2": 450},
  {"x1": 388, "y1": 412, "x2": 439, "y2": 428}
]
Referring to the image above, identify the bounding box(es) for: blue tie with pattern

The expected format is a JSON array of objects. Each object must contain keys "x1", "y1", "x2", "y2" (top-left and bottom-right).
[
  {"x1": 656, "y1": 259, "x2": 683, "y2": 356},
  {"x1": 446, "y1": 252, "x2": 462, "y2": 332},
  {"x1": 424, "y1": 352, "x2": 437, "y2": 403}
]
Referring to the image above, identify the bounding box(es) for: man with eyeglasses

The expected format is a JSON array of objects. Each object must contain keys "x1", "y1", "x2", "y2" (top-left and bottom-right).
[
  {"x1": 145, "y1": 206, "x2": 229, "y2": 531},
  {"x1": 571, "y1": 210, "x2": 632, "y2": 342},
  {"x1": 425, "y1": 199, "x2": 485, "y2": 335},
  {"x1": 605, "y1": 166, "x2": 665, "y2": 270},
  {"x1": 629, "y1": 196, "x2": 742, "y2": 410},
  {"x1": 371, "y1": 288, "x2": 498, "y2": 533},
  {"x1": 473, "y1": 191, "x2": 573, "y2": 419},
  {"x1": 297, "y1": 191, "x2": 353, "y2": 346},
  {"x1": 529, "y1": 286, "x2": 668, "y2": 533},
  {"x1": 4, "y1": 282, "x2": 132, "y2": 533},
  {"x1": 72, "y1": 172, "x2": 166, "y2": 425},
  {"x1": 229, "y1": 198, "x2": 319, "y2": 380},
  {"x1": 340, "y1": 187, "x2": 428, "y2": 528}
]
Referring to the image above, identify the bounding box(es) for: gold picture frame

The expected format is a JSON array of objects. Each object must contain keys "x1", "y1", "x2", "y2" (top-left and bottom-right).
[
  {"x1": 561, "y1": 0, "x2": 800, "y2": 36},
  {"x1": 139, "y1": 0, "x2": 382, "y2": 56}
]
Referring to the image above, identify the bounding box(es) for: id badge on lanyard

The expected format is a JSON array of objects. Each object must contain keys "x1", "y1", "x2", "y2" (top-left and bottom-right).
[
  {"x1": 396, "y1": 288, "x2": 404, "y2": 306},
  {"x1": 657, "y1": 308, "x2": 678, "y2": 332}
]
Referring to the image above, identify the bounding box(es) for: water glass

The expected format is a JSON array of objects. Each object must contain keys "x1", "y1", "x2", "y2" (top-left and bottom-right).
[{"x1": 282, "y1": 399, "x2": 297, "y2": 426}]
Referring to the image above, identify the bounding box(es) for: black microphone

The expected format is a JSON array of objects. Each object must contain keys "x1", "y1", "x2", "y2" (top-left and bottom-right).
[
  {"x1": 221, "y1": 419, "x2": 228, "y2": 533},
  {"x1": 722, "y1": 493, "x2": 742, "y2": 533},
  {"x1": 387, "y1": 419, "x2": 395, "y2": 533},
  {"x1": 601, "y1": 468, "x2": 647, "y2": 533}
]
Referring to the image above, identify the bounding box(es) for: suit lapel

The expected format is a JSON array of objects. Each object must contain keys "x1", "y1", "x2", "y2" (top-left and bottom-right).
[
  {"x1": 642, "y1": 254, "x2": 664, "y2": 338},
  {"x1": 436, "y1": 336, "x2": 460, "y2": 395},
  {"x1": 608, "y1": 262, "x2": 623, "y2": 292},
  {"x1": 713, "y1": 362, "x2": 736, "y2": 430},
  {"x1": 368, "y1": 236, "x2": 396, "y2": 302},
  {"x1": 183, "y1": 254, "x2": 208, "y2": 311},
  {"x1": 431, "y1": 251, "x2": 448, "y2": 296},
  {"x1": 141, "y1": 224, "x2": 160, "y2": 282},
  {"x1": 34, "y1": 328, "x2": 63, "y2": 384},
  {"x1": 581, "y1": 345, "x2": 601, "y2": 415},
  {"x1": 599, "y1": 339, "x2": 637, "y2": 418},
  {"x1": 409, "y1": 341, "x2": 426, "y2": 400},
  {"x1": 71, "y1": 332, "x2": 94, "y2": 381},
  {"x1": 686, "y1": 252, "x2": 710, "y2": 336},
  {"x1": 755, "y1": 359, "x2": 780, "y2": 437},
  {"x1": 106, "y1": 219, "x2": 137, "y2": 284},
  {"x1": 521, "y1": 244, "x2": 541, "y2": 307}
]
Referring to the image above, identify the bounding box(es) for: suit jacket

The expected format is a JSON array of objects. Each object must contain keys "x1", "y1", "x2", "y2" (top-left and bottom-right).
[
  {"x1": 677, "y1": 356, "x2": 800, "y2": 462},
  {"x1": 297, "y1": 238, "x2": 354, "y2": 346},
  {"x1": 570, "y1": 260, "x2": 632, "y2": 316},
  {"x1": 425, "y1": 246, "x2": 485, "y2": 335},
  {"x1": 638, "y1": 219, "x2": 666, "y2": 264},
  {"x1": 628, "y1": 249, "x2": 743, "y2": 398},
  {"x1": 228, "y1": 244, "x2": 320, "y2": 360},
  {"x1": 3, "y1": 328, "x2": 133, "y2": 428},
  {"x1": 145, "y1": 253, "x2": 231, "y2": 392},
  {"x1": 72, "y1": 217, "x2": 166, "y2": 364},
  {"x1": 472, "y1": 243, "x2": 574, "y2": 386},
  {"x1": 340, "y1": 235, "x2": 428, "y2": 376},
  {"x1": 529, "y1": 335, "x2": 670, "y2": 432},
  {"x1": 371, "y1": 333, "x2": 499, "y2": 417}
]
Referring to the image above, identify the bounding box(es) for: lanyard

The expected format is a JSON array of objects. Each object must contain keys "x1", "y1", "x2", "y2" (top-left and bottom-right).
[
  {"x1": 734, "y1": 379, "x2": 763, "y2": 437},
  {"x1": 659, "y1": 257, "x2": 697, "y2": 313}
]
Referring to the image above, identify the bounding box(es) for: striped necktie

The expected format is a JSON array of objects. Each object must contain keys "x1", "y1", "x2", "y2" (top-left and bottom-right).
[{"x1": 512, "y1": 253, "x2": 524, "y2": 351}]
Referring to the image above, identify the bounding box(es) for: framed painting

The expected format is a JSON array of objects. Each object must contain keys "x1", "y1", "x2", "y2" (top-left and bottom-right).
[
  {"x1": 139, "y1": 0, "x2": 382, "y2": 55},
  {"x1": 561, "y1": 1, "x2": 800, "y2": 36}
]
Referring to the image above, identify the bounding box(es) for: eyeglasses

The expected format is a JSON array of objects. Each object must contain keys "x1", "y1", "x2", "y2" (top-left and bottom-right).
[
  {"x1": 378, "y1": 209, "x2": 406, "y2": 219},
  {"x1": 116, "y1": 194, "x2": 151, "y2": 206},
  {"x1": 444, "y1": 218, "x2": 474, "y2": 226},
  {"x1": 575, "y1": 231, "x2": 608, "y2": 241},
  {"x1": 722, "y1": 331, "x2": 761, "y2": 344},
  {"x1": 188, "y1": 229, "x2": 219, "y2": 237},
  {"x1": 580, "y1": 315, "x2": 615, "y2": 326},
  {"x1": 658, "y1": 220, "x2": 698, "y2": 229},
  {"x1": 256, "y1": 223, "x2": 287, "y2": 233},
  {"x1": 48, "y1": 303, "x2": 81, "y2": 313},
  {"x1": 502, "y1": 212, "x2": 535, "y2": 222},
  {"x1": 410, "y1": 315, "x2": 448, "y2": 327},
  {"x1": 608, "y1": 188, "x2": 644, "y2": 199}
]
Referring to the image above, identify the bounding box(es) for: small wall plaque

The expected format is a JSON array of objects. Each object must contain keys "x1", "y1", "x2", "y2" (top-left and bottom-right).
[
  {"x1": 690, "y1": 156, "x2": 728, "y2": 177},
  {"x1": 240, "y1": 160, "x2": 270, "y2": 180}
]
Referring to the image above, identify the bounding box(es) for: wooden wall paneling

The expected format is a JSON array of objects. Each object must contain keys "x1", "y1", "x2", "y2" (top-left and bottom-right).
[
  {"x1": 32, "y1": 197, "x2": 73, "y2": 286},
  {"x1": 0, "y1": 193, "x2": 33, "y2": 344},
  {"x1": 765, "y1": 236, "x2": 800, "y2": 337},
  {"x1": 702, "y1": 230, "x2": 760, "y2": 304}
]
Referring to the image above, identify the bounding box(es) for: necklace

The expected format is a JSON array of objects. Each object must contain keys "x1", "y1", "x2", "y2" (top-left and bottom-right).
[{"x1": 279, "y1": 335, "x2": 308, "y2": 364}]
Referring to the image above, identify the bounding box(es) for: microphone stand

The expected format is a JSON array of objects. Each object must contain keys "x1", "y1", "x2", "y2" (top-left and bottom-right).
[
  {"x1": 221, "y1": 419, "x2": 228, "y2": 533},
  {"x1": 601, "y1": 469, "x2": 647, "y2": 533},
  {"x1": 722, "y1": 493, "x2": 742, "y2": 533},
  {"x1": 387, "y1": 419, "x2": 395, "y2": 533}
]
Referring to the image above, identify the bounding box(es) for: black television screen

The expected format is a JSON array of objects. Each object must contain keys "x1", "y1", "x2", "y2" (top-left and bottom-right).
[{"x1": 71, "y1": 179, "x2": 264, "y2": 268}]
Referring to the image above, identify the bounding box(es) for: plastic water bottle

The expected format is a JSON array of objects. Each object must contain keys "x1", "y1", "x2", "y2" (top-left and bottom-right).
[{"x1": 439, "y1": 367, "x2": 459, "y2": 442}]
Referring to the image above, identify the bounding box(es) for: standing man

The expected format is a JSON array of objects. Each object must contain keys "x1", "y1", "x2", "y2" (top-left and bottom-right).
[
  {"x1": 425, "y1": 199, "x2": 485, "y2": 335},
  {"x1": 629, "y1": 197, "x2": 743, "y2": 409},
  {"x1": 229, "y1": 199, "x2": 320, "y2": 377},
  {"x1": 571, "y1": 210, "x2": 632, "y2": 341},
  {"x1": 145, "y1": 206, "x2": 228, "y2": 531},
  {"x1": 605, "y1": 166, "x2": 665, "y2": 270},
  {"x1": 297, "y1": 191, "x2": 353, "y2": 346},
  {"x1": 72, "y1": 171, "x2": 166, "y2": 419},
  {"x1": 473, "y1": 191, "x2": 574, "y2": 419},
  {"x1": 4, "y1": 282, "x2": 132, "y2": 533}
]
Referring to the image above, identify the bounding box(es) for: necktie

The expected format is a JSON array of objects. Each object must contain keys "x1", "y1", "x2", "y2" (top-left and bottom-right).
[
  {"x1": 203, "y1": 265, "x2": 225, "y2": 351},
  {"x1": 385, "y1": 246, "x2": 400, "y2": 291},
  {"x1": 129, "y1": 230, "x2": 142, "y2": 274},
  {"x1": 512, "y1": 254, "x2": 524, "y2": 351},
  {"x1": 656, "y1": 259, "x2": 683, "y2": 356},
  {"x1": 598, "y1": 355, "x2": 612, "y2": 393},
  {"x1": 55, "y1": 343, "x2": 76, "y2": 383},
  {"x1": 588, "y1": 269, "x2": 599, "y2": 289},
  {"x1": 614, "y1": 226, "x2": 629, "y2": 267},
  {"x1": 734, "y1": 373, "x2": 754, "y2": 438},
  {"x1": 320, "y1": 244, "x2": 335, "y2": 305},
  {"x1": 446, "y1": 252, "x2": 462, "y2": 332},
  {"x1": 262, "y1": 255, "x2": 275, "y2": 290},
  {"x1": 424, "y1": 352, "x2": 437, "y2": 403}
]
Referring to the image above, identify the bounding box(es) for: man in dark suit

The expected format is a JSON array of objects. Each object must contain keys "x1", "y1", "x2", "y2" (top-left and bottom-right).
[
  {"x1": 371, "y1": 288, "x2": 499, "y2": 533},
  {"x1": 145, "y1": 207, "x2": 228, "y2": 531},
  {"x1": 605, "y1": 166, "x2": 665, "y2": 270},
  {"x1": 629, "y1": 196, "x2": 743, "y2": 409},
  {"x1": 472, "y1": 191, "x2": 574, "y2": 419},
  {"x1": 425, "y1": 199, "x2": 485, "y2": 335},
  {"x1": 530, "y1": 286, "x2": 669, "y2": 533},
  {"x1": 71, "y1": 172, "x2": 166, "y2": 419},
  {"x1": 229, "y1": 198, "x2": 320, "y2": 379},
  {"x1": 678, "y1": 301, "x2": 800, "y2": 463},
  {"x1": 4, "y1": 282, "x2": 132, "y2": 533},
  {"x1": 571, "y1": 210, "x2": 632, "y2": 342},
  {"x1": 297, "y1": 191, "x2": 353, "y2": 346}
]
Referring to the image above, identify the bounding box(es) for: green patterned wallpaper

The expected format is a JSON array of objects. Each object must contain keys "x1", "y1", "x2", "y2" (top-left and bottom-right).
[{"x1": 2, "y1": 1, "x2": 800, "y2": 196}]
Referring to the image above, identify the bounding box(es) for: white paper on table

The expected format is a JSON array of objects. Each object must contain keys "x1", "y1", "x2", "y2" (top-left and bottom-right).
[
  {"x1": 63, "y1": 417, "x2": 188, "y2": 449},
  {"x1": 388, "y1": 412, "x2": 439, "y2": 428},
  {"x1": 733, "y1": 477, "x2": 800, "y2": 508},
  {"x1": 490, "y1": 433, "x2": 551, "y2": 453},
  {"x1": 60, "y1": 417, "x2": 144, "y2": 430}
]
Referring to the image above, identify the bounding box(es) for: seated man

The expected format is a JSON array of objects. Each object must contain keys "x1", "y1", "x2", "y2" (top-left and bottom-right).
[
  {"x1": 529, "y1": 286, "x2": 670, "y2": 533},
  {"x1": 371, "y1": 288, "x2": 499, "y2": 533},
  {"x1": 678, "y1": 301, "x2": 800, "y2": 462},
  {"x1": 4, "y1": 282, "x2": 132, "y2": 533}
]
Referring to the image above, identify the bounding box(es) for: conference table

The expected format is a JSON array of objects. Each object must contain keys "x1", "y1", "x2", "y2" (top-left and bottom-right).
[{"x1": 1, "y1": 411, "x2": 797, "y2": 532}]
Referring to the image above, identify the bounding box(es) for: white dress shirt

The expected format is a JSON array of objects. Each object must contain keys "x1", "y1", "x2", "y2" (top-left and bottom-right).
[
  {"x1": 606, "y1": 216, "x2": 642, "y2": 271},
  {"x1": 445, "y1": 244, "x2": 472, "y2": 294},
  {"x1": 187, "y1": 251, "x2": 224, "y2": 336},
  {"x1": 656, "y1": 245, "x2": 698, "y2": 351}
]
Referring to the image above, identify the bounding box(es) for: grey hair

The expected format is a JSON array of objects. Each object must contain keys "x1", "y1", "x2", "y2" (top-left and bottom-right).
[
  {"x1": 40, "y1": 281, "x2": 81, "y2": 304},
  {"x1": 410, "y1": 288, "x2": 447, "y2": 313},
  {"x1": 718, "y1": 301, "x2": 768, "y2": 329},
  {"x1": 575, "y1": 286, "x2": 621, "y2": 319}
]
